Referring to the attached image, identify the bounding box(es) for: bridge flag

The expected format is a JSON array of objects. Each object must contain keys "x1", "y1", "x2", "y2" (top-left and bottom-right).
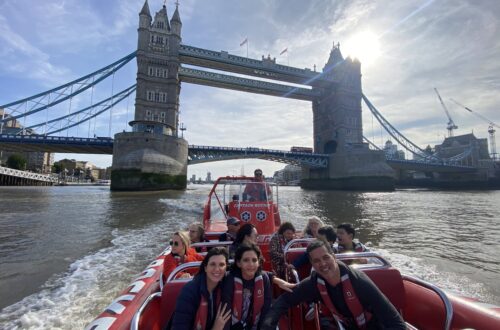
[
  {"x1": 240, "y1": 38, "x2": 248, "y2": 46},
  {"x1": 280, "y1": 48, "x2": 288, "y2": 55}
]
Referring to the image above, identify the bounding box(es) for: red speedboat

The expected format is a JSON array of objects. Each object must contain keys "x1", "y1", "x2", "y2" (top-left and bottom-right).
[{"x1": 86, "y1": 176, "x2": 500, "y2": 330}]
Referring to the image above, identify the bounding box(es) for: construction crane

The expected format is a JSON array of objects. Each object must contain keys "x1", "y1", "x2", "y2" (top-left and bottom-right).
[
  {"x1": 434, "y1": 88, "x2": 458, "y2": 137},
  {"x1": 450, "y1": 98, "x2": 499, "y2": 160}
]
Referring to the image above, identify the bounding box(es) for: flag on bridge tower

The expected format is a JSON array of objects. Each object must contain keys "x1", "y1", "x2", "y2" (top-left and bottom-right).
[
  {"x1": 240, "y1": 38, "x2": 248, "y2": 46},
  {"x1": 280, "y1": 48, "x2": 288, "y2": 55}
]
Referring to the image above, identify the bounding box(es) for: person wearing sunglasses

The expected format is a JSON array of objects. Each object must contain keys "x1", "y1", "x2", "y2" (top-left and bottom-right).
[
  {"x1": 243, "y1": 169, "x2": 272, "y2": 202},
  {"x1": 219, "y1": 216, "x2": 241, "y2": 242},
  {"x1": 162, "y1": 231, "x2": 204, "y2": 282}
]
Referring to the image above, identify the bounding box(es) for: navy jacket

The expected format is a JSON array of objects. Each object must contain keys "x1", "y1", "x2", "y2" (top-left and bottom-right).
[{"x1": 171, "y1": 272, "x2": 224, "y2": 330}]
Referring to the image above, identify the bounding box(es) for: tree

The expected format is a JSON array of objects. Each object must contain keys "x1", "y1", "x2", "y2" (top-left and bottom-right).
[
  {"x1": 7, "y1": 154, "x2": 27, "y2": 170},
  {"x1": 52, "y1": 162, "x2": 63, "y2": 174}
]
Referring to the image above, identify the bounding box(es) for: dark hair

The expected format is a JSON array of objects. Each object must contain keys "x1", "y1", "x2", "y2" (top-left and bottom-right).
[
  {"x1": 235, "y1": 223, "x2": 256, "y2": 245},
  {"x1": 337, "y1": 223, "x2": 355, "y2": 238},
  {"x1": 306, "y1": 239, "x2": 334, "y2": 256},
  {"x1": 318, "y1": 225, "x2": 337, "y2": 243},
  {"x1": 198, "y1": 247, "x2": 229, "y2": 275},
  {"x1": 278, "y1": 222, "x2": 296, "y2": 235},
  {"x1": 254, "y1": 168, "x2": 263, "y2": 175},
  {"x1": 231, "y1": 243, "x2": 263, "y2": 273}
]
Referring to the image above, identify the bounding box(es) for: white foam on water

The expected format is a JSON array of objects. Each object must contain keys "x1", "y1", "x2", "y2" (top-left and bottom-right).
[
  {"x1": 0, "y1": 199, "x2": 196, "y2": 330},
  {"x1": 376, "y1": 248, "x2": 495, "y2": 304}
]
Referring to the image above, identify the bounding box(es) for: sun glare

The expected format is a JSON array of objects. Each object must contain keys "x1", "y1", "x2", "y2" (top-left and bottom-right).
[{"x1": 342, "y1": 31, "x2": 381, "y2": 66}]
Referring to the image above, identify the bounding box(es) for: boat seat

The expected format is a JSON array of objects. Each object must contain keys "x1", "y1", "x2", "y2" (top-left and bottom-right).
[
  {"x1": 159, "y1": 280, "x2": 190, "y2": 328},
  {"x1": 363, "y1": 267, "x2": 406, "y2": 314},
  {"x1": 285, "y1": 248, "x2": 312, "y2": 280}
]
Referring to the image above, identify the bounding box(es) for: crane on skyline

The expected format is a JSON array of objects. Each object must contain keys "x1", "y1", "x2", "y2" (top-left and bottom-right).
[
  {"x1": 434, "y1": 88, "x2": 458, "y2": 137},
  {"x1": 450, "y1": 98, "x2": 499, "y2": 160}
]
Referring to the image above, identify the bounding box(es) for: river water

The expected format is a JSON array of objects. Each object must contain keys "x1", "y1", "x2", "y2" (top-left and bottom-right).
[{"x1": 0, "y1": 185, "x2": 499, "y2": 329}]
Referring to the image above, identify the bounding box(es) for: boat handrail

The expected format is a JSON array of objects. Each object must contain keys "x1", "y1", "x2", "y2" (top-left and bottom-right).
[
  {"x1": 191, "y1": 241, "x2": 233, "y2": 249},
  {"x1": 130, "y1": 292, "x2": 161, "y2": 330},
  {"x1": 166, "y1": 261, "x2": 202, "y2": 283},
  {"x1": 283, "y1": 238, "x2": 315, "y2": 252},
  {"x1": 402, "y1": 274, "x2": 453, "y2": 330},
  {"x1": 336, "y1": 252, "x2": 392, "y2": 267}
]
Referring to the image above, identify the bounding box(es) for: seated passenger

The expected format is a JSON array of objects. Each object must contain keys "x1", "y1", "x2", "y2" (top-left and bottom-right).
[
  {"x1": 302, "y1": 216, "x2": 325, "y2": 238},
  {"x1": 219, "y1": 216, "x2": 241, "y2": 242},
  {"x1": 243, "y1": 169, "x2": 272, "y2": 201},
  {"x1": 189, "y1": 222, "x2": 210, "y2": 252},
  {"x1": 336, "y1": 223, "x2": 369, "y2": 253},
  {"x1": 223, "y1": 244, "x2": 295, "y2": 330},
  {"x1": 261, "y1": 240, "x2": 406, "y2": 330},
  {"x1": 269, "y1": 222, "x2": 296, "y2": 279},
  {"x1": 229, "y1": 223, "x2": 258, "y2": 258},
  {"x1": 292, "y1": 225, "x2": 338, "y2": 270},
  {"x1": 171, "y1": 247, "x2": 231, "y2": 330},
  {"x1": 162, "y1": 231, "x2": 204, "y2": 281}
]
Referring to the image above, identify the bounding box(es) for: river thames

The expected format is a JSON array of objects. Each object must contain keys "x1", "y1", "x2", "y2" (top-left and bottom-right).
[{"x1": 0, "y1": 185, "x2": 499, "y2": 329}]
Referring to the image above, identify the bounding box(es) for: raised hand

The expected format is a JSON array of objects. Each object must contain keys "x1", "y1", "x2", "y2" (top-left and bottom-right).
[{"x1": 212, "y1": 303, "x2": 231, "y2": 330}]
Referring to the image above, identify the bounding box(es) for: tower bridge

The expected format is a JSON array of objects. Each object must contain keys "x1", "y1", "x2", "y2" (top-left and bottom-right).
[{"x1": 0, "y1": 1, "x2": 485, "y2": 190}]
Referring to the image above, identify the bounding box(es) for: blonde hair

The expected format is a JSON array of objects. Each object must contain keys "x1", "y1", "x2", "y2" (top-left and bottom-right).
[
  {"x1": 304, "y1": 216, "x2": 325, "y2": 237},
  {"x1": 173, "y1": 231, "x2": 191, "y2": 255}
]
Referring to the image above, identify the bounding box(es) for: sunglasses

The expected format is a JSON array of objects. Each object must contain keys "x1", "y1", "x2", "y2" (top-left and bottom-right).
[
  {"x1": 170, "y1": 241, "x2": 181, "y2": 247},
  {"x1": 255, "y1": 172, "x2": 263, "y2": 176}
]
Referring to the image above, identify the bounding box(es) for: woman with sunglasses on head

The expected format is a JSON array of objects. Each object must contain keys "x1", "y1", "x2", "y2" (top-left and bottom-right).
[
  {"x1": 163, "y1": 231, "x2": 204, "y2": 282},
  {"x1": 223, "y1": 244, "x2": 295, "y2": 330},
  {"x1": 172, "y1": 247, "x2": 231, "y2": 330}
]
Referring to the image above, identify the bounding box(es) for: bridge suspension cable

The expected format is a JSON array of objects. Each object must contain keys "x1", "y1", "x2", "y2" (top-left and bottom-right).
[
  {"x1": 0, "y1": 51, "x2": 137, "y2": 125},
  {"x1": 362, "y1": 94, "x2": 476, "y2": 165},
  {"x1": 362, "y1": 94, "x2": 439, "y2": 161}
]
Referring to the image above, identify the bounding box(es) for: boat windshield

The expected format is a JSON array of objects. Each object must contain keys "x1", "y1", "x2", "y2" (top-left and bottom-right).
[{"x1": 207, "y1": 179, "x2": 278, "y2": 223}]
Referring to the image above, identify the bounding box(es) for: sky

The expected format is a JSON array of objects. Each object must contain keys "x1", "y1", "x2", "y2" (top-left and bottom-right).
[{"x1": 1, "y1": 0, "x2": 499, "y2": 179}]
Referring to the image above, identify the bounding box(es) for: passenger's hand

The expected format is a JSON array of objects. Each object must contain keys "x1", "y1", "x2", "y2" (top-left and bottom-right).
[
  {"x1": 178, "y1": 273, "x2": 192, "y2": 279},
  {"x1": 274, "y1": 278, "x2": 296, "y2": 293},
  {"x1": 212, "y1": 303, "x2": 231, "y2": 330},
  {"x1": 286, "y1": 263, "x2": 295, "y2": 269}
]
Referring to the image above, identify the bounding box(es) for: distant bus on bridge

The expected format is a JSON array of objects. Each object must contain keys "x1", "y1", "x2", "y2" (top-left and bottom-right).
[{"x1": 290, "y1": 146, "x2": 313, "y2": 153}]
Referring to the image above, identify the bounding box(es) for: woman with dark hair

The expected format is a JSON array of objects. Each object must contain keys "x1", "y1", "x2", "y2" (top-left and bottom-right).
[
  {"x1": 229, "y1": 223, "x2": 258, "y2": 258},
  {"x1": 172, "y1": 247, "x2": 232, "y2": 330},
  {"x1": 223, "y1": 244, "x2": 295, "y2": 330},
  {"x1": 269, "y1": 222, "x2": 296, "y2": 279}
]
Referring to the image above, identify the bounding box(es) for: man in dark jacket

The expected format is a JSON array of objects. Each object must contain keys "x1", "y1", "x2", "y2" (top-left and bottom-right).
[{"x1": 261, "y1": 240, "x2": 406, "y2": 330}]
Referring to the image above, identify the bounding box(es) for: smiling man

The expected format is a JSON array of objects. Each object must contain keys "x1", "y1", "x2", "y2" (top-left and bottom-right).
[{"x1": 261, "y1": 240, "x2": 405, "y2": 330}]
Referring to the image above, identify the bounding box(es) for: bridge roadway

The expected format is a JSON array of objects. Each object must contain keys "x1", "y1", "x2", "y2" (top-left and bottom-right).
[
  {"x1": 0, "y1": 134, "x2": 476, "y2": 173},
  {"x1": 179, "y1": 44, "x2": 328, "y2": 87}
]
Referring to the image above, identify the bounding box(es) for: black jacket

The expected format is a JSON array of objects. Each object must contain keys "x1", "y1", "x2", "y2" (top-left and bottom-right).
[{"x1": 261, "y1": 262, "x2": 406, "y2": 330}]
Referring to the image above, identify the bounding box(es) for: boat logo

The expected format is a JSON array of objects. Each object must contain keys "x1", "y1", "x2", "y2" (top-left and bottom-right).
[
  {"x1": 256, "y1": 211, "x2": 267, "y2": 222},
  {"x1": 240, "y1": 211, "x2": 251, "y2": 222}
]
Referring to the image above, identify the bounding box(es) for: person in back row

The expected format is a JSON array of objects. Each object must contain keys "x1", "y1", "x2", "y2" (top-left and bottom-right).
[
  {"x1": 269, "y1": 222, "x2": 296, "y2": 279},
  {"x1": 229, "y1": 223, "x2": 258, "y2": 258},
  {"x1": 162, "y1": 231, "x2": 204, "y2": 282},
  {"x1": 336, "y1": 223, "x2": 368, "y2": 253},
  {"x1": 302, "y1": 216, "x2": 325, "y2": 238},
  {"x1": 261, "y1": 240, "x2": 406, "y2": 330},
  {"x1": 189, "y1": 222, "x2": 210, "y2": 252},
  {"x1": 219, "y1": 216, "x2": 241, "y2": 242}
]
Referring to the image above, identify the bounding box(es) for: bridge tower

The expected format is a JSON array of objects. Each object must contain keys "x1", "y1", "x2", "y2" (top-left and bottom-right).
[
  {"x1": 302, "y1": 43, "x2": 395, "y2": 190},
  {"x1": 111, "y1": 1, "x2": 188, "y2": 191}
]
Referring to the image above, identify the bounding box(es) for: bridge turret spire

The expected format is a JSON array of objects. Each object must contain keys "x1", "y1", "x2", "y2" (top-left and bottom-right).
[
  {"x1": 171, "y1": 2, "x2": 182, "y2": 36},
  {"x1": 140, "y1": 0, "x2": 151, "y2": 18},
  {"x1": 322, "y1": 41, "x2": 344, "y2": 72}
]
